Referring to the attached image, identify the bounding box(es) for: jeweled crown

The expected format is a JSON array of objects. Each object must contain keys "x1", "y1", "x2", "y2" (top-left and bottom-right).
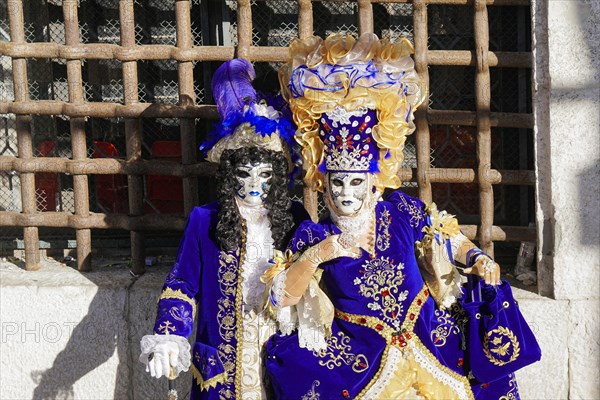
[{"x1": 320, "y1": 107, "x2": 379, "y2": 173}]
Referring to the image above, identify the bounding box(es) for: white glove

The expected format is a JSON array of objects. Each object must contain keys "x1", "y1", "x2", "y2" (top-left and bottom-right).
[
  {"x1": 140, "y1": 334, "x2": 191, "y2": 379},
  {"x1": 147, "y1": 340, "x2": 179, "y2": 379}
]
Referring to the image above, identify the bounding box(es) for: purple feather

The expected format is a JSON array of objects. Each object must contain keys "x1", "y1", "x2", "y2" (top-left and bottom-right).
[{"x1": 212, "y1": 59, "x2": 258, "y2": 118}]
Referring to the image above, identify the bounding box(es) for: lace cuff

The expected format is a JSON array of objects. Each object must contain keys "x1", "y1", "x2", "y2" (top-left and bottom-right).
[
  {"x1": 271, "y1": 271, "x2": 334, "y2": 351},
  {"x1": 139, "y1": 334, "x2": 192, "y2": 375},
  {"x1": 271, "y1": 269, "x2": 288, "y2": 307},
  {"x1": 418, "y1": 233, "x2": 463, "y2": 309},
  {"x1": 449, "y1": 232, "x2": 468, "y2": 259},
  {"x1": 296, "y1": 276, "x2": 334, "y2": 352}
]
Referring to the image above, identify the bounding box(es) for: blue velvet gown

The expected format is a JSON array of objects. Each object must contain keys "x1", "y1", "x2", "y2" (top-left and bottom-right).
[
  {"x1": 153, "y1": 201, "x2": 308, "y2": 400},
  {"x1": 265, "y1": 191, "x2": 519, "y2": 400}
]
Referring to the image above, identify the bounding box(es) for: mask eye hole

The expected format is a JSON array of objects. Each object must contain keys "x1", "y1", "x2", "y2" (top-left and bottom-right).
[
  {"x1": 235, "y1": 170, "x2": 250, "y2": 179},
  {"x1": 350, "y1": 178, "x2": 364, "y2": 186},
  {"x1": 332, "y1": 179, "x2": 343, "y2": 187},
  {"x1": 259, "y1": 171, "x2": 272, "y2": 179}
]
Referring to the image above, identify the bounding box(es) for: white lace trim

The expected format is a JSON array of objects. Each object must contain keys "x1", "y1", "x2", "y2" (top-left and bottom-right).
[
  {"x1": 362, "y1": 345, "x2": 405, "y2": 399},
  {"x1": 330, "y1": 205, "x2": 373, "y2": 237},
  {"x1": 139, "y1": 334, "x2": 191, "y2": 375},
  {"x1": 273, "y1": 278, "x2": 330, "y2": 352},
  {"x1": 237, "y1": 201, "x2": 270, "y2": 224},
  {"x1": 276, "y1": 304, "x2": 298, "y2": 336},
  {"x1": 296, "y1": 279, "x2": 328, "y2": 351},
  {"x1": 271, "y1": 269, "x2": 288, "y2": 307},
  {"x1": 449, "y1": 232, "x2": 468, "y2": 260},
  {"x1": 409, "y1": 342, "x2": 470, "y2": 400},
  {"x1": 238, "y1": 203, "x2": 275, "y2": 312}
]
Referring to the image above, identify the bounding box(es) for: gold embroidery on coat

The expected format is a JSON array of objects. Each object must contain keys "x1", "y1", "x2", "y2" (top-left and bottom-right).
[
  {"x1": 430, "y1": 309, "x2": 459, "y2": 347},
  {"x1": 355, "y1": 257, "x2": 408, "y2": 330},
  {"x1": 312, "y1": 331, "x2": 369, "y2": 373},
  {"x1": 396, "y1": 194, "x2": 425, "y2": 228},
  {"x1": 340, "y1": 287, "x2": 474, "y2": 400},
  {"x1": 159, "y1": 287, "x2": 197, "y2": 316},
  {"x1": 484, "y1": 326, "x2": 520, "y2": 366},
  {"x1": 191, "y1": 364, "x2": 228, "y2": 392},
  {"x1": 499, "y1": 374, "x2": 519, "y2": 400},
  {"x1": 217, "y1": 250, "x2": 239, "y2": 343},
  {"x1": 213, "y1": 222, "x2": 248, "y2": 399},
  {"x1": 232, "y1": 223, "x2": 247, "y2": 400},
  {"x1": 376, "y1": 207, "x2": 392, "y2": 252},
  {"x1": 301, "y1": 380, "x2": 321, "y2": 400},
  {"x1": 158, "y1": 321, "x2": 175, "y2": 334}
]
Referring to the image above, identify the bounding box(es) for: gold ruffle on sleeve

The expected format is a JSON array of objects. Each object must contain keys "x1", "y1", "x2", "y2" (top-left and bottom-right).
[{"x1": 416, "y1": 203, "x2": 463, "y2": 309}]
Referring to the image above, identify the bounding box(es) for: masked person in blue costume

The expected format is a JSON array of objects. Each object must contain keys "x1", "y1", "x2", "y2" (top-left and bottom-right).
[
  {"x1": 139, "y1": 59, "x2": 308, "y2": 400},
  {"x1": 261, "y1": 34, "x2": 535, "y2": 400}
]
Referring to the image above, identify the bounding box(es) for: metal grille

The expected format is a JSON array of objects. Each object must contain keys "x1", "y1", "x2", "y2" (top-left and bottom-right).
[{"x1": 0, "y1": 0, "x2": 534, "y2": 277}]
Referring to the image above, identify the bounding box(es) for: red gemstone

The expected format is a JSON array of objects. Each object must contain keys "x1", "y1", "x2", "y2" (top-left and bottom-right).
[
  {"x1": 376, "y1": 324, "x2": 384, "y2": 331},
  {"x1": 343, "y1": 315, "x2": 349, "y2": 321},
  {"x1": 400, "y1": 341, "x2": 407, "y2": 347},
  {"x1": 424, "y1": 290, "x2": 429, "y2": 296},
  {"x1": 359, "y1": 362, "x2": 367, "y2": 368},
  {"x1": 458, "y1": 358, "x2": 464, "y2": 366},
  {"x1": 434, "y1": 337, "x2": 441, "y2": 343},
  {"x1": 409, "y1": 313, "x2": 415, "y2": 320},
  {"x1": 381, "y1": 290, "x2": 389, "y2": 297},
  {"x1": 417, "y1": 299, "x2": 422, "y2": 305},
  {"x1": 481, "y1": 383, "x2": 489, "y2": 389},
  {"x1": 405, "y1": 332, "x2": 411, "y2": 339},
  {"x1": 342, "y1": 390, "x2": 350, "y2": 398},
  {"x1": 359, "y1": 317, "x2": 367, "y2": 324}
]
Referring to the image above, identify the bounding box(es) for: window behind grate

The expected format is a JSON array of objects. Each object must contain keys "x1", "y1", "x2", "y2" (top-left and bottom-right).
[{"x1": 0, "y1": 0, "x2": 536, "y2": 292}]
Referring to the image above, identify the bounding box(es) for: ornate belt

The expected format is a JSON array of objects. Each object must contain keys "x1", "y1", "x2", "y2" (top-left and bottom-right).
[{"x1": 334, "y1": 285, "x2": 430, "y2": 346}]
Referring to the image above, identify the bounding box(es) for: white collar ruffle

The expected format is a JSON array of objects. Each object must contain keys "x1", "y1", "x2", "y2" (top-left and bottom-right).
[{"x1": 236, "y1": 200, "x2": 270, "y2": 225}]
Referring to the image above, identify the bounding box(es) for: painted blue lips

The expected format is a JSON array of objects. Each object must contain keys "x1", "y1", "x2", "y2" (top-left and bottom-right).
[{"x1": 249, "y1": 191, "x2": 260, "y2": 196}]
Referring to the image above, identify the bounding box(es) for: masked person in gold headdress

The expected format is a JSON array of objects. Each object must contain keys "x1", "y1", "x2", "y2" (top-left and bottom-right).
[{"x1": 261, "y1": 34, "x2": 536, "y2": 400}]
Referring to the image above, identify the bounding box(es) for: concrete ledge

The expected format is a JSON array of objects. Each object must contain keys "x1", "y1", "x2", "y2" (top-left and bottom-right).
[{"x1": 1, "y1": 260, "x2": 597, "y2": 399}]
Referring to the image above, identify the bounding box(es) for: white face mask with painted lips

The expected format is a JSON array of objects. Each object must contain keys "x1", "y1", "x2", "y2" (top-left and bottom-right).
[
  {"x1": 234, "y1": 162, "x2": 273, "y2": 208},
  {"x1": 327, "y1": 172, "x2": 370, "y2": 216}
]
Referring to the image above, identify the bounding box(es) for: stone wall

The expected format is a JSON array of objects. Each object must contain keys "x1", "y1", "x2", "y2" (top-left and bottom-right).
[
  {"x1": 1, "y1": 261, "x2": 593, "y2": 399},
  {"x1": 531, "y1": 0, "x2": 600, "y2": 398}
]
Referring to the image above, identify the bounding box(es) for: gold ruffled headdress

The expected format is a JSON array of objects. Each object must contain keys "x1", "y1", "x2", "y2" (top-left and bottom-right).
[{"x1": 279, "y1": 33, "x2": 426, "y2": 192}]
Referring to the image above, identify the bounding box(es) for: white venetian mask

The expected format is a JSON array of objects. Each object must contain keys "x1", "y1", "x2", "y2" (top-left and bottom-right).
[
  {"x1": 326, "y1": 172, "x2": 370, "y2": 216},
  {"x1": 234, "y1": 162, "x2": 273, "y2": 207}
]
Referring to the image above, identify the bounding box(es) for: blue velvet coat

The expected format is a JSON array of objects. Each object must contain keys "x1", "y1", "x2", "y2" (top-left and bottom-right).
[
  {"x1": 265, "y1": 191, "x2": 520, "y2": 400},
  {"x1": 153, "y1": 201, "x2": 308, "y2": 400}
]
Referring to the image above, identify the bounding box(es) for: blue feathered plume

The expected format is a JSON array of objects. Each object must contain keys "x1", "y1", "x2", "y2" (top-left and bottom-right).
[
  {"x1": 212, "y1": 59, "x2": 257, "y2": 118},
  {"x1": 200, "y1": 59, "x2": 299, "y2": 170}
]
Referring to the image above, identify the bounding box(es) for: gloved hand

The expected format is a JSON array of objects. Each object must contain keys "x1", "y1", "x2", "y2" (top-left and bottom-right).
[
  {"x1": 140, "y1": 334, "x2": 191, "y2": 379},
  {"x1": 281, "y1": 235, "x2": 361, "y2": 306},
  {"x1": 464, "y1": 256, "x2": 502, "y2": 286},
  {"x1": 146, "y1": 339, "x2": 180, "y2": 379}
]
